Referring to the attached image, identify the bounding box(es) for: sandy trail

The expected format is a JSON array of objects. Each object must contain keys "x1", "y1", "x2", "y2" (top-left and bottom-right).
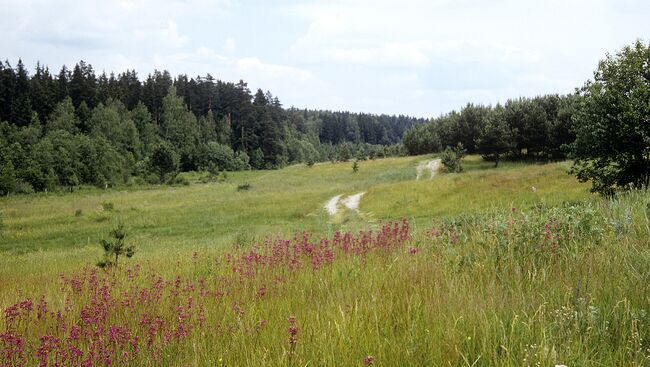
[
  {"x1": 325, "y1": 195, "x2": 342, "y2": 215},
  {"x1": 325, "y1": 192, "x2": 365, "y2": 215},
  {"x1": 341, "y1": 192, "x2": 365, "y2": 211},
  {"x1": 416, "y1": 159, "x2": 442, "y2": 180}
]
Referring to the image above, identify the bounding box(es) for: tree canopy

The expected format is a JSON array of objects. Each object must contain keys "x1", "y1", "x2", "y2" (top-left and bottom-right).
[
  {"x1": 0, "y1": 59, "x2": 416, "y2": 194},
  {"x1": 571, "y1": 40, "x2": 650, "y2": 196}
]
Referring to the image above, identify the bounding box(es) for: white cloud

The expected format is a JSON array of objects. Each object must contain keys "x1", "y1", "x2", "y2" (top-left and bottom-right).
[
  {"x1": 160, "y1": 21, "x2": 190, "y2": 48},
  {"x1": 235, "y1": 57, "x2": 312, "y2": 82},
  {"x1": 0, "y1": 0, "x2": 648, "y2": 116},
  {"x1": 224, "y1": 38, "x2": 236, "y2": 53}
]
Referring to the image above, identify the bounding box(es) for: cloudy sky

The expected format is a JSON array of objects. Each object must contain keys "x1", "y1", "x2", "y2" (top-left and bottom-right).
[{"x1": 0, "y1": 0, "x2": 648, "y2": 117}]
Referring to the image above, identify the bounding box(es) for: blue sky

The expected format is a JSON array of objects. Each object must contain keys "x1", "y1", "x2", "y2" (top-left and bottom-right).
[{"x1": 0, "y1": 0, "x2": 648, "y2": 117}]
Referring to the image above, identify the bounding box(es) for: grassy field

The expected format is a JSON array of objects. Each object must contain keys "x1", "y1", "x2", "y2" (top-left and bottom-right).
[
  {"x1": 0, "y1": 156, "x2": 587, "y2": 273},
  {"x1": 3, "y1": 156, "x2": 650, "y2": 366}
]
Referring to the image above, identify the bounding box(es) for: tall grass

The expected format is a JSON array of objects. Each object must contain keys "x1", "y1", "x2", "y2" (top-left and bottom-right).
[{"x1": 2, "y1": 188, "x2": 649, "y2": 366}]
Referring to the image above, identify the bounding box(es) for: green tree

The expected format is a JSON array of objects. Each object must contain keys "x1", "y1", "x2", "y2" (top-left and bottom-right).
[
  {"x1": 476, "y1": 105, "x2": 514, "y2": 167},
  {"x1": 129, "y1": 102, "x2": 158, "y2": 157},
  {"x1": 88, "y1": 99, "x2": 142, "y2": 159},
  {"x1": 46, "y1": 97, "x2": 78, "y2": 133},
  {"x1": 11, "y1": 60, "x2": 33, "y2": 127},
  {"x1": 97, "y1": 224, "x2": 135, "y2": 268},
  {"x1": 441, "y1": 143, "x2": 466, "y2": 173},
  {"x1": 0, "y1": 157, "x2": 16, "y2": 195},
  {"x1": 571, "y1": 40, "x2": 650, "y2": 196},
  {"x1": 196, "y1": 142, "x2": 240, "y2": 171},
  {"x1": 149, "y1": 142, "x2": 179, "y2": 183},
  {"x1": 161, "y1": 86, "x2": 199, "y2": 170},
  {"x1": 30, "y1": 62, "x2": 56, "y2": 124}
]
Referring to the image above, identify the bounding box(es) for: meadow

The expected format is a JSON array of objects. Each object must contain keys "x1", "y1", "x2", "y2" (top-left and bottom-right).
[{"x1": 2, "y1": 155, "x2": 649, "y2": 366}]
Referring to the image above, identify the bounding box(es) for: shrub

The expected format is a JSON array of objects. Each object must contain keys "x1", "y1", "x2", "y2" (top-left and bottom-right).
[
  {"x1": 13, "y1": 180, "x2": 35, "y2": 194},
  {"x1": 441, "y1": 143, "x2": 466, "y2": 173},
  {"x1": 237, "y1": 183, "x2": 251, "y2": 191},
  {"x1": 149, "y1": 142, "x2": 179, "y2": 184},
  {"x1": 167, "y1": 175, "x2": 190, "y2": 186},
  {"x1": 96, "y1": 224, "x2": 135, "y2": 268},
  {"x1": 101, "y1": 202, "x2": 114, "y2": 211}
]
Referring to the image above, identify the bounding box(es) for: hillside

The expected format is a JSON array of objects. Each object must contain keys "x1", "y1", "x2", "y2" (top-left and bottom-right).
[
  {"x1": 3, "y1": 157, "x2": 650, "y2": 366},
  {"x1": 0, "y1": 155, "x2": 588, "y2": 273}
]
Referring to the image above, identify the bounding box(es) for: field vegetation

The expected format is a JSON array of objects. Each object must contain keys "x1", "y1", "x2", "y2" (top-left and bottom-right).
[
  {"x1": 1, "y1": 40, "x2": 648, "y2": 366},
  {"x1": 2, "y1": 155, "x2": 649, "y2": 366}
]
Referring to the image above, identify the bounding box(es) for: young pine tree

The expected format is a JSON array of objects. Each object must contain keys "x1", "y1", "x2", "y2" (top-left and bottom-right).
[{"x1": 97, "y1": 224, "x2": 135, "y2": 268}]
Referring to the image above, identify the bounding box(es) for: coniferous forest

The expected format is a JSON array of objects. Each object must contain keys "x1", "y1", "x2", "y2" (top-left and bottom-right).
[
  {"x1": 0, "y1": 60, "x2": 420, "y2": 194},
  {"x1": 402, "y1": 94, "x2": 578, "y2": 164}
]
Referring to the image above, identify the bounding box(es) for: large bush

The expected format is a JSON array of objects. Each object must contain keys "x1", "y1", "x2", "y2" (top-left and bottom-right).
[{"x1": 571, "y1": 40, "x2": 650, "y2": 196}]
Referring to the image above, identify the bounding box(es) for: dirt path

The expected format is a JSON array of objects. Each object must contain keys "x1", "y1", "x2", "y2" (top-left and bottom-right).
[
  {"x1": 325, "y1": 192, "x2": 365, "y2": 215},
  {"x1": 416, "y1": 159, "x2": 442, "y2": 180},
  {"x1": 341, "y1": 192, "x2": 365, "y2": 211},
  {"x1": 325, "y1": 195, "x2": 342, "y2": 215}
]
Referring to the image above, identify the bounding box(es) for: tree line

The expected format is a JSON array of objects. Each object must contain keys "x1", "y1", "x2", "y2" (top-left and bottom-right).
[
  {"x1": 402, "y1": 40, "x2": 649, "y2": 196},
  {"x1": 403, "y1": 94, "x2": 577, "y2": 167},
  {"x1": 0, "y1": 60, "x2": 420, "y2": 194}
]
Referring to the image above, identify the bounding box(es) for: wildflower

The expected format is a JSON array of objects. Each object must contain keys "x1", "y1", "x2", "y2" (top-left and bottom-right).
[
  {"x1": 363, "y1": 355, "x2": 375, "y2": 365},
  {"x1": 287, "y1": 315, "x2": 299, "y2": 352},
  {"x1": 288, "y1": 325, "x2": 299, "y2": 339},
  {"x1": 408, "y1": 247, "x2": 421, "y2": 255}
]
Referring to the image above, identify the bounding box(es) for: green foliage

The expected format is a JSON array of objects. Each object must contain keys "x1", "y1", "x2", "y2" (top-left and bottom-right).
[
  {"x1": 0, "y1": 59, "x2": 421, "y2": 194},
  {"x1": 96, "y1": 224, "x2": 135, "y2": 268},
  {"x1": 237, "y1": 183, "x2": 251, "y2": 191},
  {"x1": 33, "y1": 130, "x2": 127, "y2": 188},
  {"x1": 352, "y1": 159, "x2": 359, "y2": 173},
  {"x1": 149, "y1": 142, "x2": 179, "y2": 184},
  {"x1": 199, "y1": 169, "x2": 228, "y2": 183},
  {"x1": 101, "y1": 201, "x2": 114, "y2": 211},
  {"x1": 3, "y1": 166, "x2": 649, "y2": 365},
  {"x1": 0, "y1": 157, "x2": 16, "y2": 195},
  {"x1": 250, "y1": 148, "x2": 264, "y2": 169},
  {"x1": 571, "y1": 40, "x2": 650, "y2": 196},
  {"x1": 403, "y1": 94, "x2": 578, "y2": 162},
  {"x1": 45, "y1": 97, "x2": 78, "y2": 133},
  {"x1": 161, "y1": 86, "x2": 200, "y2": 171},
  {"x1": 167, "y1": 175, "x2": 190, "y2": 186},
  {"x1": 196, "y1": 142, "x2": 251, "y2": 172},
  {"x1": 88, "y1": 99, "x2": 142, "y2": 159},
  {"x1": 129, "y1": 102, "x2": 158, "y2": 157},
  {"x1": 476, "y1": 105, "x2": 514, "y2": 167},
  {"x1": 440, "y1": 143, "x2": 466, "y2": 173},
  {"x1": 337, "y1": 142, "x2": 353, "y2": 161}
]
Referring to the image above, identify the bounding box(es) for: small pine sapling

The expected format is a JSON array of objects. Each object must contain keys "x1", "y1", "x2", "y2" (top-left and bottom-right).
[{"x1": 97, "y1": 224, "x2": 135, "y2": 268}]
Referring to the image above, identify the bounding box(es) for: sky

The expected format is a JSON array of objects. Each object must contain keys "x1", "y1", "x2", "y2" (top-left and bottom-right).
[{"x1": 0, "y1": 0, "x2": 648, "y2": 117}]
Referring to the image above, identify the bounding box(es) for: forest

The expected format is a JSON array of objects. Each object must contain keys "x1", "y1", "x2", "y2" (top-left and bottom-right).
[
  {"x1": 402, "y1": 94, "x2": 577, "y2": 165},
  {"x1": 0, "y1": 60, "x2": 420, "y2": 194},
  {"x1": 1, "y1": 39, "x2": 648, "y2": 197}
]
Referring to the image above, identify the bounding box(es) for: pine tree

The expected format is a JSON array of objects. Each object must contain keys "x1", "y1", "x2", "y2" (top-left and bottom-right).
[
  {"x1": 56, "y1": 66, "x2": 69, "y2": 102},
  {"x1": 30, "y1": 63, "x2": 56, "y2": 124},
  {"x1": 476, "y1": 105, "x2": 514, "y2": 167},
  {"x1": 11, "y1": 59, "x2": 33, "y2": 127}
]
